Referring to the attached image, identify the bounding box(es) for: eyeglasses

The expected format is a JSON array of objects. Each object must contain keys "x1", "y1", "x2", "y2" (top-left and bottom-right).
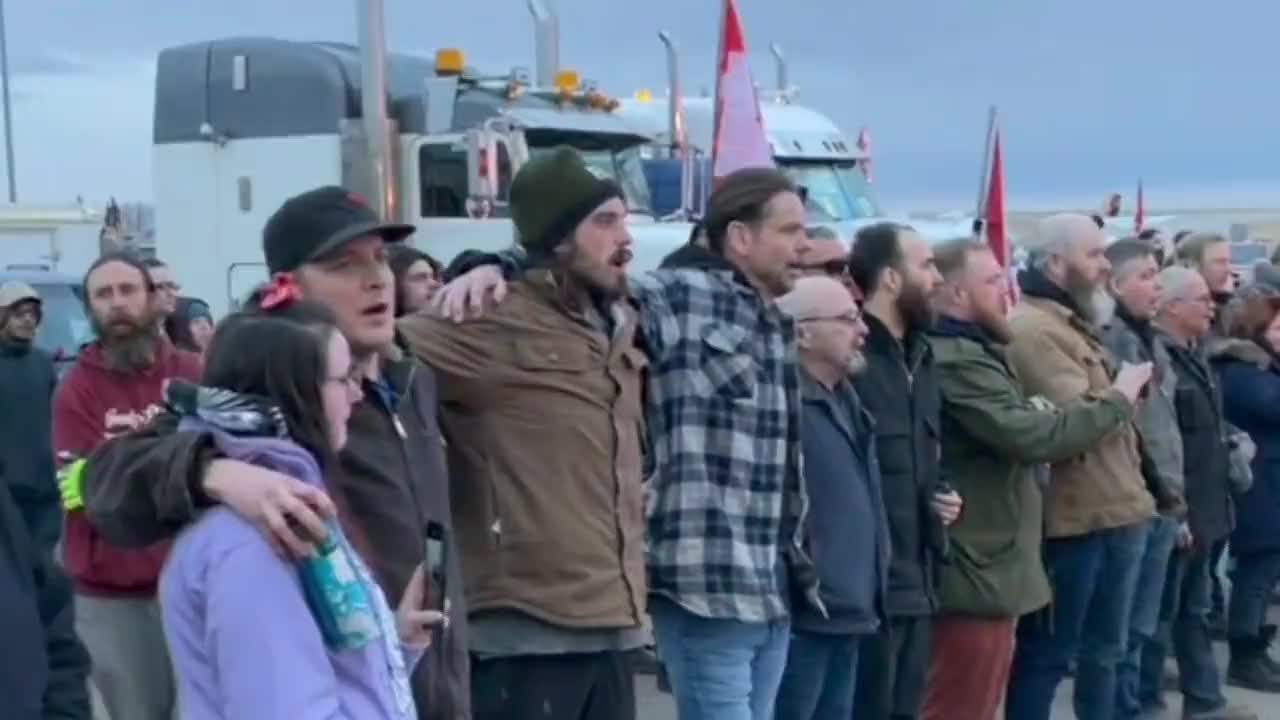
[
  {"x1": 325, "y1": 370, "x2": 364, "y2": 393},
  {"x1": 796, "y1": 310, "x2": 863, "y2": 326}
]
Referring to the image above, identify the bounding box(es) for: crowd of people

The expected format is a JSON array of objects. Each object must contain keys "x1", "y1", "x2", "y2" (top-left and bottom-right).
[{"x1": 2, "y1": 144, "x2": 1280, "y2": 720}]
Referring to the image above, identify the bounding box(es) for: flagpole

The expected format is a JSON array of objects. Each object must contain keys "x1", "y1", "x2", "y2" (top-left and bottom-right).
[
  {"x1": 0, "y1": 0, "x2": 17, "y2": 203},
  {"x1": 710, "y1": 0, "x2": 728, "y2": 176},
  {"x1": 974, "y1": 104, "x2": 997, "y2": 232}
]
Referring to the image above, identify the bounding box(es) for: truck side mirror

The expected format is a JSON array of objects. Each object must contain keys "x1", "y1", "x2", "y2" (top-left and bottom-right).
[{"x1": 465, "y1": 130, "x2": 499, "y2": 202}]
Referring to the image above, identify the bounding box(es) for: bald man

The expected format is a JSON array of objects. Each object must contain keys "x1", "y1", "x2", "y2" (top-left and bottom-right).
[
  {"x1": 1004, "y1": 214, "x2": 1159, "y2": 720},
  {"x1": 772, "y1": 277, "x2": 888, "y2": 720}
]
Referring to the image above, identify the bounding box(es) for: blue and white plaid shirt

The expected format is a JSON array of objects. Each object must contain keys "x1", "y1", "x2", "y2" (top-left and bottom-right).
[{"x1": 632, "y1": 266, "x2": 818, "y2": 623}]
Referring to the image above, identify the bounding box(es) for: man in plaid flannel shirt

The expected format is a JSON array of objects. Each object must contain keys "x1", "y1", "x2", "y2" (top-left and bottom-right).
[{"x1": 440, "y1": 166, "x2": 824, "y2": 718}]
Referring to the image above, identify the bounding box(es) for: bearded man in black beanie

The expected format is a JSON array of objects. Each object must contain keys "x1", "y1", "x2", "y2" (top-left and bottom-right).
[{"x1": 398, "y1": 146, "x2": 648, "y2": 720}]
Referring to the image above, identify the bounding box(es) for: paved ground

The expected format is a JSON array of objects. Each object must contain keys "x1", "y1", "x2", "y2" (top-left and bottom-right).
[
  {"x1": 88, "y1": 631, "x2": 1280, "y2": 719},
  {"x1": 634, "y1": 641, "x2": 1280, "y2": 719}
]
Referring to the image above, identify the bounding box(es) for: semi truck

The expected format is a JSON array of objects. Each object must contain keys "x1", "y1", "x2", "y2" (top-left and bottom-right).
[
  {"x1": 620, "y1": 35, "x2": 971, "y2": 243},
  {"x1": 152, "y1": 0, "x2": 692, "y2": 318}
]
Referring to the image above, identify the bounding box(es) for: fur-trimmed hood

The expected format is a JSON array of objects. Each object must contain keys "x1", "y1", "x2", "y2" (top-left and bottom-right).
[{"x1": 1207, "y1": 337, "x2": 1274, "y2": 369}]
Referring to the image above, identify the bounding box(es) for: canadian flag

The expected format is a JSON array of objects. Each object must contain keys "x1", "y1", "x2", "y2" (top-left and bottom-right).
[
  {"x1": 856, "y1": 126, "x2": 873, "y2": 182},
  {"x1": 711, "y1": 0, "x2": 774, "y2": 182}
]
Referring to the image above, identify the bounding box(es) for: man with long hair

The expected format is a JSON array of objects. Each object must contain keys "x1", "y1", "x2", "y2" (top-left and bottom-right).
[{"x1": 397, "y1": 147, "x2": 647, "y2": 719}]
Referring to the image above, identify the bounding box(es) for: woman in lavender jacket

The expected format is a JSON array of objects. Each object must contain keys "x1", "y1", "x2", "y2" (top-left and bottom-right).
[{"x1": 158, "y1": 301, "x2": 444, "y2": 719}]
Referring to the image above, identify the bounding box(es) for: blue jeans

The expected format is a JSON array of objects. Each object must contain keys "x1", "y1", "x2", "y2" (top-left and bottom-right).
[
  {"x1": 1005, "y1": 522, "x2": 1147, "y2": 720},
  {"x1": 1141, "y1": 548, "x2": 1227, "y2": 714},
  {"x1": 1116, "y1": 517, "x2": 1177, "y2": 718},
  {"x1": 1228, "y1": 549, "x2": 1280, "y2": 639},
  {"x1": 773, "y1": 631, "x2": 860, "y2": 720},
  {"x1": 651, "y1": 596, "x2": 791, "y2": 720}
]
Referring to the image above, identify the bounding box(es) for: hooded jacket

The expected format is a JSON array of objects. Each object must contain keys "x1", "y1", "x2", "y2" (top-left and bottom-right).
[
  {"x1": 0, "y1": 337, "x2": 59, "y2": 550},
  {"x1": 76, "y1": 353, "x2": 470, "y2": 720},
  {"x1": 1210, "y1": 338, "x2": 1279, "y2": 552},
  {"x1": 52, "y1": 341, "x2": 202, "y2": 597}
]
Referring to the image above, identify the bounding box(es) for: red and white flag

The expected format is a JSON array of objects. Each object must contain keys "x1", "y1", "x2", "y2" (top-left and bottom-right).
[
  {"x1": 856, "y1": 126, "x2": 873, "y2": 182},
  {"x1": 711, "y1": 0, "x2": 774, "y2": 182},
  {"x1": 1134, "y1": 179, "x2": 1145, "y2": 234},
  {"x1": 981, "y1": 117, "x2": 1017, "y2": 305}
]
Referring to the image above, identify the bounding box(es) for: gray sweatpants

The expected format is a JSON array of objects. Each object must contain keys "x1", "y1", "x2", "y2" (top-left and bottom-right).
[{"x1": 75, "y1": 594, "x2": 175, "y2": 720}]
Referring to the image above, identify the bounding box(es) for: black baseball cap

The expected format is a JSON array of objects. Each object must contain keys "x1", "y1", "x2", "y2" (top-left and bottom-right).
[{"x1": 262, "y1": 186, "x2": 415, "y2": 274}]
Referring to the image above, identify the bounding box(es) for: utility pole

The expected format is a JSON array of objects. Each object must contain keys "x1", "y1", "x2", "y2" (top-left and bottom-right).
[{"x1": 0, "y1": 0, "x2": 17, "y2": 203}]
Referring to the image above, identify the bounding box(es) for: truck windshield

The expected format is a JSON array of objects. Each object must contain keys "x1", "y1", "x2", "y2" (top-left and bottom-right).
[
  {"x1": 527, "y1": 143, "x2": 654, "y2": 216},
  {"x1": 31, "y1": 282, "x2": 92, "y2": 367},
  {"x1": 781, "y1": 161, "x2": 883, "y2": 222}
]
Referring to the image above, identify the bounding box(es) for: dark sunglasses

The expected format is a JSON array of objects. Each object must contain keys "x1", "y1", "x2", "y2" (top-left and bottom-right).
[{"x1": 792, "y1": 259, "x2": 850, "y2": 277}]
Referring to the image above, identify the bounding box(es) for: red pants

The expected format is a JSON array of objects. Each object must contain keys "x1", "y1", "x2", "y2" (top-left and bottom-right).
[{"x1": 921, "y1": 616, "x2": 1016, "y2": 720}]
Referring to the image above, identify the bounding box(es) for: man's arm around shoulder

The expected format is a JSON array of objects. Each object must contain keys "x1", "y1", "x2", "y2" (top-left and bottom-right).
[{"x1": 81, "y1": 412, "x2": 218, "y2": 548}]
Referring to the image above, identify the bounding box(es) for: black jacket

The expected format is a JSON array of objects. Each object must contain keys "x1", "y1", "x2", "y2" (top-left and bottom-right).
[
  {"x1": 1163, "y1": 336, "x2": 1234, "y2": 546},
  {"x1": 0, "y1": 338, "x2": 59, "y2": 550},
  {"x1": 850, "y1": 314, "x2": 947, "y2": 617},
  {"x1": 78, "y1": 354, "x2": 471, "y2": 720},
  {"x1": 0, "y1": 480, "x2": 91, "y2": 720}
]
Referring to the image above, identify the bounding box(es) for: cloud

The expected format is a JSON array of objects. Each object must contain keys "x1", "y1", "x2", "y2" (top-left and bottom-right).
[{"x1": 9, "y1": 50, "x2": 91, "y2": 76}]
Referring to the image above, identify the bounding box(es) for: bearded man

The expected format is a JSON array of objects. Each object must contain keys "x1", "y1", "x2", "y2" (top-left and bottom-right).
[
  {"x1": 847, "y1": 222, "x2": 962, "y2": 720},
  {"x1": 919, "y1": 237, "x2": 1151, "y2": 720},
  {"x1": 52, "y1": 253, "x2": 202, "y2": 720},
  {"x1": 1003, "y1": 214, "x2": 1160, "y2": 720}
]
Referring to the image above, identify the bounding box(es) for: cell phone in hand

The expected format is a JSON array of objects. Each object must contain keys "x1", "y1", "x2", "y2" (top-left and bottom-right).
[{"x1": 423, "y1": 521, "x2": 448, "y2": 612}]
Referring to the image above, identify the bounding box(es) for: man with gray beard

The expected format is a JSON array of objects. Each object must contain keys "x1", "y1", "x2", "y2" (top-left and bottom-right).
[
  {"x1": 52, "y1": 253, "x2": 202, "y2": 720},
  {"x1": 1003, "y1": 214, "x2": 1158, "y2": 720},
  {"x1": 772, "y1": 276, "x2": 888, "y2": 720}
]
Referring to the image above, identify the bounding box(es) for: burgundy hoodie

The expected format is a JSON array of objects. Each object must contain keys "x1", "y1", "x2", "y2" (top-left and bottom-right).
[{"x1": 52, "y1": 341, "x2": 203, "y2": 597}]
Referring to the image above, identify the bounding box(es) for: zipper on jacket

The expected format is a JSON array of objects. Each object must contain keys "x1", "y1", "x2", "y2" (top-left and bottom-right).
[{"x1": 387, "y1": 365, "x2": 428, "y2": 544}]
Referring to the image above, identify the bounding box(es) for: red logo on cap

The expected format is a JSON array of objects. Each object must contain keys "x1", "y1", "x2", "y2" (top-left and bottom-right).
[{"x1": 345, "y1": 191, "x2": 367, "y2": 208}]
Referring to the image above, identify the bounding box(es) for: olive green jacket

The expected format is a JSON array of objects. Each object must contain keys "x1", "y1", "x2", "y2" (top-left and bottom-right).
[{"x1": 930, "y1": 319, "x2": 1134, "y2": 618}]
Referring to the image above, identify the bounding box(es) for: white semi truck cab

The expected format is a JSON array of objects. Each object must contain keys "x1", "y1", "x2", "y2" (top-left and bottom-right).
[{"x1": 152, "y1": 34, "x2": 692, "y2": 318}]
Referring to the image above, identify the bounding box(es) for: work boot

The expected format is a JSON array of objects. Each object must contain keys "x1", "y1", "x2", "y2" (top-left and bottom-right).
[
  {"x1": 1259, "y1": 624, "x2": 1280, "y2": 675},
  {"x1": 1228, "y1": 636, "x2": 1280, "y2": 692},
  {"x1": 1182, "y1": 701, "x2": 1258, "y2": 720}
]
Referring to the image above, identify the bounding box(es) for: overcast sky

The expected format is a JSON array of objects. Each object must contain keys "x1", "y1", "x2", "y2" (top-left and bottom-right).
[{"x1": 5, "y1": 0, "x2": 1277, "y2": 211}]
